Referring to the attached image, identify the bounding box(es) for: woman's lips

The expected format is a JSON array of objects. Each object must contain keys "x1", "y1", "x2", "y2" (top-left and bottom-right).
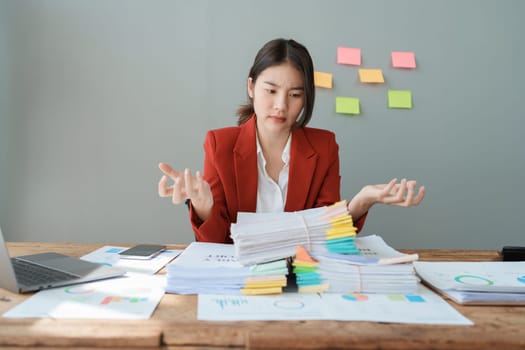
[{"x1": 268, "y1": 115, "x2": 286, "y2": 123}]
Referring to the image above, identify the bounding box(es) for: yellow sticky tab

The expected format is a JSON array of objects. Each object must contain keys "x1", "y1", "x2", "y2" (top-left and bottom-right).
[
  {"x1": 241, "y1": 287, "x2": 283, "y2": 295},
  {"x1": 298, "y1": 283, "x2": 330, "y2": 294},
  {"x1": 244, "y1": 276, "x2": 287, "y2": 287},
  {"x1": 244, "y1": 280, "x2": 287, "y2": 289},
  {"x1": 325, "y1": 231, "x2": 354, "y2": 239}
]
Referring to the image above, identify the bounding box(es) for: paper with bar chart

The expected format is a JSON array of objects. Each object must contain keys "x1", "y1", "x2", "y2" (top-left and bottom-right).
[
  {"x1": 3, "y1": 273, "x2": 165, "y2": 319},
  {"x1": 198, "y1": 284, "x2": 472, "y2": 325}
]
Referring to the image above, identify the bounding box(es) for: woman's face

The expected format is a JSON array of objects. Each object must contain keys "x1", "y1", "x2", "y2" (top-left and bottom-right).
[{"x1": 248, "y1": 62, "x2": 305, "y2": 135}]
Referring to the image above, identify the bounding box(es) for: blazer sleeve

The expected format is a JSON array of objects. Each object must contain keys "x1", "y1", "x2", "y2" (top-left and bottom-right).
[
  {"x1": 189, "y1": 131, "x2": 234, "y2": 243},
  {"x1": 312, "y1": 131, "x2": 341, "y2": 207}
]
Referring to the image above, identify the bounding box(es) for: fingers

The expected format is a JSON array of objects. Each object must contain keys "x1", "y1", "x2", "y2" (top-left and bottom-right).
[
  {"x1": 380, "y1": 178, "x2": 406, "y2": 204},
  {"x1": 158, "y1": 162, "x2": 182, "y2": 180},
  {"x1": 378, "y1": 178, "x2": 425, "y2": 207},
  {"x1": 184, "y1": 168, "x2": 197, "y2": 199},
  {"x1": 412, "y1": 185, "x2": 426, "y2": 205},
  {"x1": 394, "y1": 179, "x2": 425, "y2": 207},
  {"x1": 383, "y1": 178, "x2": 397, "y2": 195},
  {"x1": 158, "y1": 175, "x2": 172, "y2": 197},
  {"x1": 171, "y1": 177, "x2": 186, "y2": 204},
  {"x1": 403, "y1": 180, "x2": 416, "y2": 206},
  {"x1": 158, "y1": 163, "x2": 190, "y2": 204},
  {"x1": 160, "y1": 167, "x2": 208, "y2": 205},
  {"x1": 395, "y1": 178, "x2": 408, "y2": 202}
]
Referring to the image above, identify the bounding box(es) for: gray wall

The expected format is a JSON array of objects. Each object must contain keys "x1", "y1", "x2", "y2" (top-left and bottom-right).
[
  {"x1": 0, "y1": 0, "x2": 11, "y2": 229},
  {"x1": 1, "y1": 0, "x2": 524, "y2": 249}
]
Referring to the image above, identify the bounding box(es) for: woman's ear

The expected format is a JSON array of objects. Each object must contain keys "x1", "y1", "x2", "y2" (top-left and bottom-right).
[{"x1": 247, "y1": 77, "x2": 254, "y2": 99}]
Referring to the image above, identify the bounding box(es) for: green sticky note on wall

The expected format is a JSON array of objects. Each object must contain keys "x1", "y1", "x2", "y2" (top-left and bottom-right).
[
  {"x1": 388, "y1": 90, "x2": 412, "y2": 109},
  {"x1": 336, "y1": 97, "x2": 360, "y2": 115}
]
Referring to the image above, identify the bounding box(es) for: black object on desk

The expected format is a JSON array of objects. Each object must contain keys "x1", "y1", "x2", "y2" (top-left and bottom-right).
[{"x1": 500, "y1": 246, "x2": 525, "y2": 261}]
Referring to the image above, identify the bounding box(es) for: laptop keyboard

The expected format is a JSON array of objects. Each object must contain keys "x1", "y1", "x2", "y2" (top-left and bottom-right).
[{"x1": 12, "y1": 258, "x2": 79, "y2": 286}]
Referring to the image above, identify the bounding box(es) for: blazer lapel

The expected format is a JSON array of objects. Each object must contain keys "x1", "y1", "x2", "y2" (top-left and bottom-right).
[
  {"x1": 285, "y1": 128, "x2": 318, "y2": 211},
  {"x1": 233, "y1": 116, "x2": 258, "y2": 212}
]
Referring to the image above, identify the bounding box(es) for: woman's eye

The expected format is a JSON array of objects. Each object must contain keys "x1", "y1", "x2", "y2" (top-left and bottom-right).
[
  {"x1": 290, "y1": 93, "x2": 303, "y2": 98},
  {"x1": 265, "y1": 89, "x2": 276, "y2": 94}
]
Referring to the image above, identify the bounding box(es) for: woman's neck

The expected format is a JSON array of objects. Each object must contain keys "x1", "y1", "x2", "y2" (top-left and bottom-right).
[{"x1": 257, "y1": 128, "x2": 290, "y2": 155}]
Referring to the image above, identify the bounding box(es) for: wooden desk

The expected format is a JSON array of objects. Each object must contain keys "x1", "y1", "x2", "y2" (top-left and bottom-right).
[{"x1": 1, "y1": 243, "x2": 524, "y2": 350}]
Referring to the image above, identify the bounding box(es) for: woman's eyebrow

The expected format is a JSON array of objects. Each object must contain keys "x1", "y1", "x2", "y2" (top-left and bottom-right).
[{"x1": 263, "y1": 81, "x2": 304, "y2": 90}]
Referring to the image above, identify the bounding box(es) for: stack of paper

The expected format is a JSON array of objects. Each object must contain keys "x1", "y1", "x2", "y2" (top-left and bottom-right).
[
  {"x1": 414, "y1": 261, "x2": 525, "y2": 305},
  {"x1": 165, "y1": 242, "x2": 288, "y2": 295},
  {"x1": 295, "y1": 235, "x2": 420, "y2": 294},
  {"x1": 231, "y1": 201, "x2": 358, "y2": 266}
]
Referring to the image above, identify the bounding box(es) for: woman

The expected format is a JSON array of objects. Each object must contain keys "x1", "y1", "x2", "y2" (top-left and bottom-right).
[{"x1": 158, "y1": 38, "x2": 425, "y2": 243}]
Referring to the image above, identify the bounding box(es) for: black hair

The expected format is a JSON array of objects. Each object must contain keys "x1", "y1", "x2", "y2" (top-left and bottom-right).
[{"x1": 236, "y1": 38, "x2": 315, "y2": 128}]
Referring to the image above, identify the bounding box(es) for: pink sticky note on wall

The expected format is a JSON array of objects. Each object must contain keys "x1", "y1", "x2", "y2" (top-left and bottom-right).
[
  {"x1": 391, "y1": 51, "x2": 416, "y2": 68},
  {"x1": 337, "y1": 47, "x2": 361, "y2": 66}
]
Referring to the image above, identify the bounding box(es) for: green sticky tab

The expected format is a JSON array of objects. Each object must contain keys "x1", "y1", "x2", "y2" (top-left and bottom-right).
[
  {"x1": 336, "y1": 97, "x2": 360, "y2": 115},
  {"x1": 251, "y1": 259, "x2": 287, "y2": 273},
  {"x1": 293, "y1": 266, "x2": 317, "y2": 273},
  {"x1": 388, "y1": 90, "x2": 412, "y2": 109}
]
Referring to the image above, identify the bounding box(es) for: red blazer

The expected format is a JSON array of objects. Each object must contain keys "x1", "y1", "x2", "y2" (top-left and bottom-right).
[{"x1": 190, "y1": 115, "x2": 366, "y2": 243}]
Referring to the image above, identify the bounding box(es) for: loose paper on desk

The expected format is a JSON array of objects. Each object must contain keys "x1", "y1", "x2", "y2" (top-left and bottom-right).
[
  {"x1": 414, "y1": 261, "x2": 525, "y2": 304},
  {"x1": 81, "y1": 246, "x2": 182, "y2": 274},
  {"x1": 3, "y1": 273, "x2": 165, "y2": 319},
  {"x1": 165, "y1": 242, "x2": 288, "y2": 295},
  {"x1": 198, "y1": 284, "x2": 472, "y2": 325}
]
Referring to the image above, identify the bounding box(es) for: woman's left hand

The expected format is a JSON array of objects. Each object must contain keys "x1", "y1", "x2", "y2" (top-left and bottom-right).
[
  {"x1": 364, "y1": 178, "x2": 425, "y2": 207},
  {"x1": 347, "y1": 178, "x2": 425, "y2": 221}
]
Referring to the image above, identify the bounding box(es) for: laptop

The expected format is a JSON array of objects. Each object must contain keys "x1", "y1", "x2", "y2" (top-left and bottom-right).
[{"x1": 0, "y1": 226, "x2": 126, "y2": 293}]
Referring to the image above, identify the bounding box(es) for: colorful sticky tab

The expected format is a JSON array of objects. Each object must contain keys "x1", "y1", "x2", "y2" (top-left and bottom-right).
[
  {"x1": 298, "y1": 283, "x2": 330, "y2": 294},
  {"x1": 295, "y1": 245, "x2": 317, "y2": 263},
  {"x1": 337, "y1": 47, "x2": 361, "y2": 66},
  {"x1": 336, "y1": 97, "x2": 360, "y2": 115},
  {"x1": 388, "y1": 90, "x2": 412, "y2": 109},
  {"x1": 358, "y1": 69, "x2": 384, "y2": 83},
  {"x1": 391, "y1": 51, "x2": 416, "y2": 68},
  {"x1": 241, "y1": 287, "x2": 282, "y2": 295},
  {"x1": 314, "y1": 71, "x2": 333, "y2": 88}
]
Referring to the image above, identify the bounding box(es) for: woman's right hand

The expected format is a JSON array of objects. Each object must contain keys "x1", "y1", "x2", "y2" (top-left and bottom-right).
[{"x1": 158, "y1": 162, "x2": 214, "y2": 221}]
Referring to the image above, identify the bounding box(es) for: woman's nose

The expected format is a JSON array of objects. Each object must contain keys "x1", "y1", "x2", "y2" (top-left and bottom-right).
[{"x1": 273, "y1": 93, "x2": 287, "y2": 112}]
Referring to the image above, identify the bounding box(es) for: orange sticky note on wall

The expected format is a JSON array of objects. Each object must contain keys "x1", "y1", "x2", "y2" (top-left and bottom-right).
[
  {"x1": 314, "y1": 71, "x2": 333, "y2": 88},
  {"x1": 358, "y1": 69, "x2": 384, "y2": 83}
]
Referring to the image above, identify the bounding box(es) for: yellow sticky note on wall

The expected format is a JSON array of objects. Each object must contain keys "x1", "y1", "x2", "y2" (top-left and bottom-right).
[
  {"x1": 358, "y1": 69, "x2": 384, "y2": 83},
  {"x1": 314, "y1": 71, "x2": 333, "y2": 88},
  {"x1": 388, "y1": 90, "x2": 412, "y2": 109},
  {"x1": 336, "y1": 97, "x2": 360, "y2": 115}
]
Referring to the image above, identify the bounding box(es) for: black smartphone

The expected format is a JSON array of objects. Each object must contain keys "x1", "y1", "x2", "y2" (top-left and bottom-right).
[{"x1": 118, "y1": 244, "x2": 166, "y2": 260}]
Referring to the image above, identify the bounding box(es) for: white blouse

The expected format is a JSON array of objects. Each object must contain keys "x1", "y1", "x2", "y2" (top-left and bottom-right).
[{"x1": 255, "y1": 133, "x2": 291, "y2": 213}]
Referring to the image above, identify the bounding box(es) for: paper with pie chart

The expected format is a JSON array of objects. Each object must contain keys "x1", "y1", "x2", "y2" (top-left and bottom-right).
[
  {"x1": 198, "y1": 284, "x2": 472, "y2": 325},
  {"x1": 414, "y1": 261, "x2": 525, "y2": 305},
  {"x1": 414, "y1": 261, "x2": 525, "y2": 293}
]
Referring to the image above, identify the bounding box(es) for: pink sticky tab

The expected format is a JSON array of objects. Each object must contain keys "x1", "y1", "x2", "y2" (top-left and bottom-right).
[
  {"x1": 337, "y1": 47, "x2": 361, "y2": 66},
  {"x1": 391, "y1": 51, "x2": 416, "y2": 68}
]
